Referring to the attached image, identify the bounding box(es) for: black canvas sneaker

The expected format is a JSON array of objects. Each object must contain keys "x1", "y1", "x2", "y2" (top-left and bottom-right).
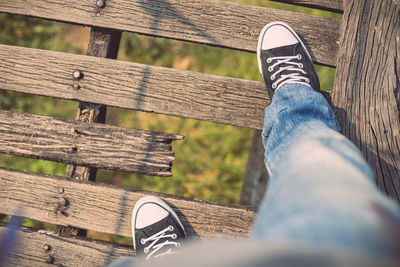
[
  {"x1": 257, "y1": 21, "x2": 320, "y2": 95},
  {"x1": 132, "y1": 196, "x2": 187, "y2": 260}
]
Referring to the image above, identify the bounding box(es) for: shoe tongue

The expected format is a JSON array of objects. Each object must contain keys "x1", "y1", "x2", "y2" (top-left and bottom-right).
[
  {"x1": 262, "y1": 43, "x2": 299, "y2": 58},
  {"x1": 142, "y1": 216, "x2": 171, "y2": 236}
]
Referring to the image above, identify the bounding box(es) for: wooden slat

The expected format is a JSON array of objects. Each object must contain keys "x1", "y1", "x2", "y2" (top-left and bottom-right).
[
  {"x1": 0, "y1": 0, "x2": 341, "y2": 66},
  {"x1": 240, "y1": 130, "x2": 268, "y2": 209},
  {"x1": 0, "y1": 168, "x2": 256, "y2": 239},
  {"x1": 0, "y1": 224, "x2": 133, "y2": 266},
  {"x1": 0, "y1": 44, "x2": 270, "y2": 130},
  {"x1": 0, "y1": 110, "x2": 183, "y2": 177},
  {"x1": 332, "y1": 0, "x2": 400, "y2": 202},
  {"x1": 269, "y1": 0, "x2": 343, "y2": 13},
  {"x1": 60, "y1": 26, "x2": 122, "y2": 237},
  {"x1": 65, "y1": 27, "x2": 122, "y2": 182}
]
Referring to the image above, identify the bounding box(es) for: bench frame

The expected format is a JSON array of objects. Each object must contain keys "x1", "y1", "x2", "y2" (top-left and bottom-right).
[{"x1": 1, "y1": 0, "x2": 399, "y2": 266}]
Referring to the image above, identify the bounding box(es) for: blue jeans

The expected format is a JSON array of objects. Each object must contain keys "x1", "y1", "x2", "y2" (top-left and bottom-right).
[
  {"x1": 108, "y1": 84, "x2": 400, "y2": 267},
  {"x1": 252, "y1": 84, "x2": 400, "y2": 256}
]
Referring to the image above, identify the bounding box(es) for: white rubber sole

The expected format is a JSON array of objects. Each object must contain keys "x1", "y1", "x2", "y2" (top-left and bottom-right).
[
  {"x1": 131, "y1": 195, "x2": 187, "y2": 251},
  {"x1": 257, "y1": 21, "x2": 313, "y2": 76}
]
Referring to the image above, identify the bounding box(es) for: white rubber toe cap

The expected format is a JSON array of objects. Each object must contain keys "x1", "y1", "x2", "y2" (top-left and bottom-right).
[
  {"x1": 260, "y1": 23, "x2": 298, "y2": 50},
  {"x1": 135, "y1": 202, "x2": 169, "y2": 229}
]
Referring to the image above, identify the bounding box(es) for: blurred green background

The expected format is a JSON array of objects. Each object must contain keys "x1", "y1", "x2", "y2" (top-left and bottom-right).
[{"x1": 0, "y1": 1, "x2": 340, "y2": 234}]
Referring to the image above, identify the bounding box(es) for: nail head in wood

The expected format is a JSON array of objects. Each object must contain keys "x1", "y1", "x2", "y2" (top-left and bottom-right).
[
  {"x1": 59, "y1": 198, "x2": 67, "y2": 206},
  {"x1": 45, "y1": 256, "x2": 54, "y2": 264},
  {"x1": 73, "y1": 70, "x2": 82, "y2": 79},
  {"x1": 43, "y1": 244, "x2": 51, "y2": 251},
  {"x1": 73, "y1": 83, "x2": 80, "y2": 90},
  {"x1": 58, "y1": 187, "x2": 64, "y2": 194},
  {"x1": 96, "y1": 0, "x2": 105, "y2": 8}
]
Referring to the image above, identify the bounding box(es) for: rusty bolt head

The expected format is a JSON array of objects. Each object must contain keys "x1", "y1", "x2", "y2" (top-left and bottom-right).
[
  {"x1": 96, "y1": 0, "x2": 105, "y2": 8},
  {"x1": 45, "y1": 256, "x2": 54, "y2": 264},
  {"x1": 58, "y1": 187, "x2": 64, "y2": 194},
  {"x1": 73, "y1": 83, "x2": 80, "y2": 90},
  {"x1": 59, "y1": 198, "x2": 67, "y2": 206},
  {"x1": 73, "y1": 70, "x2": 82, "y2": 79},
  {"x1": 43, "y1": 244, "x2": 51, "y2": 251}
]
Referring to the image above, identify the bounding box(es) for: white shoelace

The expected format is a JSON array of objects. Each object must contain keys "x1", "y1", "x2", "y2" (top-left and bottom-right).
[
  {"x1": 267, "y1": 54, "x2": 310, "y2": 91},
  {"x1": 141, "y1": 225, "x2": 181, "y2": 260}
]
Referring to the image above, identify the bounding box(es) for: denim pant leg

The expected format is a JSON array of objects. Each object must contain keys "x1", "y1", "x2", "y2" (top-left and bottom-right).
[{"x1": 252, "y1": 84, "x2": 400, "y2": 256}]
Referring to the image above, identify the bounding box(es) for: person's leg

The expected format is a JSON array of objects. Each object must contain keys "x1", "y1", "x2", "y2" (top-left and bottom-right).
[
  {"x1": 252, "y1": 22, "x2": 400, "y2": 256},
  {"x1": 108, "y1": 21, "x2": 400, "y2": 267}
]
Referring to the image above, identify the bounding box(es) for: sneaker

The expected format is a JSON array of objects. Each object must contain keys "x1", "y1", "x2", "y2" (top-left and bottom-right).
[
  {"x1": 257, "y1": 21, "x2": 320, "y2": 94},
  {"x1": 132, "y1": 196, "x2": 187, "y2": 260}
]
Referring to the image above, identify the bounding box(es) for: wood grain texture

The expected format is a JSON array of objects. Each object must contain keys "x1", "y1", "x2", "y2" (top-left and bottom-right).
[
  {"x1": 332, "y1": 0, "x2": 400, "y2": 202},
  {"x1": 0, "y1": 0, "x2": 341, "y2": 66},
  {"x1": 0, "y1": 110, "x2": 183, "y2": 177},
  {"x1": 269, "y1": 0, "x2": 343, "y2": 13},
  {"x1": 0, "y1": 44, "x2": 270, "y2": 130},
  {"x1": 60, "y1": 26, "x2": 122, "y2": 238},
  {"x1": 0, "y1": 224, "x2": 133, "y2": 267},
  {"x1": 240, "y1": 130, "x2": 268, "y2": 209},
  {"x1": 0, "y1": 168, "x2": 256, "y2": 239}
]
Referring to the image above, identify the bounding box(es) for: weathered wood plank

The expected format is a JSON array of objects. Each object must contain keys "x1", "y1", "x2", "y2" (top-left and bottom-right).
[
  {"x1": 0, "y1": 0, "x2": 340, "y2": 66},
  {"x1": 65, "y1": 27, "x2": 122, "y2": 182},
  {"x1": 61, "y1": 27, "x2": 122, "y2": 237},
  {"x1": 332, "y1": 0, "x2": 400, "y2": 202},
  {"x1": 0, "y1": 44, "x2": 270, "y2": 130},
  {"x1": 0, "y1": 168, "x2": 256, "y2": 239},
  {"x1": 0, "y1": 224, "x2": 133, "y2": 267},
  {"x1": 0, "y1": 110, "x2": 183, "y2": 177},
  {"x1": 240, "y1": 130, "x2": 268, "y2": 209},
  {"x1": 269, "y1": 0, "x2": 343, "y2": 13}
]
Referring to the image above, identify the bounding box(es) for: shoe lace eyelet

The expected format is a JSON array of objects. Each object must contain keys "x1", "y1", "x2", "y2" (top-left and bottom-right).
[
  {"x1": 272, "y1": 84, "x2": 277, "y2": 89},
  {"x1": 271, "y1": 75, "x2": 275, "y2": 81},
  {"x1": 175, "y1": 243, "x2": 181, "y2": 248},
  {"x1": 141, "y1": 238, "x2": 146, "y2": 245},
  {"x1": 299, "y1": 63, "x2": 303, "y2": 68},
  {"x1": 168, "y1": 225, "x2": 174, "y2": 231},
  {"x1": 297, "y1": 54, "x2": 302, "y2": 60},
  {"x1": 268, "y1": 66, "x2": 273, "y2": 72},
  {"x1": 266, "y1": 58, "x2": 272, "y2": 63},
  {"x1": 144, "y1": 247, "x2": 149, "y2": 253},
  {"x1": 306, "y1": 78, "x2": 310, "y2": 83},
  {"x1": 172, "y1": 234, "x2": 177, "y2": 239}
]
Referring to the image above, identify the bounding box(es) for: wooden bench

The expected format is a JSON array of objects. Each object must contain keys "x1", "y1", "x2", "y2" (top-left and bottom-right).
[{"x1": 1, "y1": 0, "x2": 399, "y2": 266}]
